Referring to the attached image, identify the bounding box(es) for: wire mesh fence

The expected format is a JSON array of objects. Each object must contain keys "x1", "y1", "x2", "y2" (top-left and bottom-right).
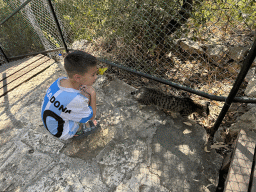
[
  {"x1": 51, "y1": 0, "x2": 256, "y2": 128},
  {"x1": 1, "y1": 0, "x2": 255, "y2": 97},
  {"x1": 53, "y1": 0, "x2": 255, "y2": 89},
  {"x1": 222, "y1": 129, "x2": 256, "y2": 192},
  {"x1": 0, "y1": 0, "x2": 68, "y2": 60}
]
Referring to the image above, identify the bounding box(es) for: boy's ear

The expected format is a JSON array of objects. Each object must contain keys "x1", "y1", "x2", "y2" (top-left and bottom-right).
[{"x1": 73, "y1": 74, "x2": 81, "y2": 83}]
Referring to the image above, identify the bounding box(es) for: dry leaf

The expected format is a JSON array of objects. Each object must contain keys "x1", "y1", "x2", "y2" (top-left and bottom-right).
[
  {"x1": 183, "y1": 122, "x2": 193, "y2": 126},
  {"x1": 183, "y1": 129, "x2": 192, "y2": 134},
  {"x1": 170, "y1": 112, "x2": 178, "y2": 118},
  {"x1": 210, "y1": 143, "x2": 228, "y2": 149},
  {"x1": 204, "y1": 145, "x2": 211, "y2": 153}
]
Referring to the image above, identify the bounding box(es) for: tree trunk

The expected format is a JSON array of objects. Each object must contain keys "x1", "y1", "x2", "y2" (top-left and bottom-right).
[
  {"x1": 165, "y1": 0, "x2": 193, "y2": 35},
  {"x1": 155, "y1": 0, "x2": 193, "y2": 60}
]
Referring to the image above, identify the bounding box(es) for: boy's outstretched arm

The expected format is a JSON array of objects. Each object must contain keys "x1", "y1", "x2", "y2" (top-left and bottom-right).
[
  {"x1": 88, "y1": 87, "x2": 96, "y2": 120},
  {"x1": 80, "y1": 85, "x2": 97, "y2": 121}
]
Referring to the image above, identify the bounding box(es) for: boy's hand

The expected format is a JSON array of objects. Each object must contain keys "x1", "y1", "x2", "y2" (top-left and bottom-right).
[{"x1": 79, "y1": 85, "x2": 95, "y2": 100}]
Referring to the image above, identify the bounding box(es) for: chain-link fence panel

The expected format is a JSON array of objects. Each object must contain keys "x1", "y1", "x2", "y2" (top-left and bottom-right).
[
  {"x1": 223, "y1": 129, "x2": 256, "y2": 192},
  {"x1": 52, "y1": 0, "x2": 255, "y2": 128},
  {"x1": 0, "y1": 0, "x2": 68, "y2": 60}
]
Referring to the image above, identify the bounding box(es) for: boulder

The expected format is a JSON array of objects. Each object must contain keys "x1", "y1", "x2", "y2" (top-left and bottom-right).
[
  {"x1": 244, "y1": 67, "x2": 256, "y2": 97},
  {"x1": 229, "y1": 107, "x2": 256, "y2": 138},
  {"x1": 204, "y1": 44, "x2": 228, "y2": 63},
  {"x1": 228, "y1": 46, "x2": 250, "y2": 62},
  {"x1": 172, "y1": 38, "x2": 254, "y2": 65},
  {"x1": 72, "y1": 39, "x2": 89, "y2": 50},
  {"x1": 245, "y1": 67, "x2": 256, "y2": 83},
  {"x1": 178, "y1": 39, "x2": 204, "y2": 55},
  {"x1": 245, "y1": 77, "x2": 256, "y2": 97}
]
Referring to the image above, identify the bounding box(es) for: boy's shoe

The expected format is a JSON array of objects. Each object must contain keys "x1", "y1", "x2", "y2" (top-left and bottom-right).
[{"x1": 73, "y1": 120, "x2": 99, "y2": 140}]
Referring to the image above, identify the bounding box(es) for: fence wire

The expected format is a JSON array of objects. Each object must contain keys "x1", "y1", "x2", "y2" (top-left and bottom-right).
[
  {"x1": 52, "y1": 0, "x2": 256, "y2": 129},
  {"x1": 1, "y1": 0, "x2": 255, "y2": 99},
  {"x1": 222, "y1": 129, "x2": 256, "y2": 192},
  {"x1": 0, "y1": 0, "x2": 67, "y2": 60},
  {"x1": 52, "y1": 0, "x2": 255, "y2": 98}
]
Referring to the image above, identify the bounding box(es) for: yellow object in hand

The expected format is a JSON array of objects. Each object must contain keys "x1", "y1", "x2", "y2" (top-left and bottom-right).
[{"x1": 98, "y1": 67, "x2": 108, "y2": 75}]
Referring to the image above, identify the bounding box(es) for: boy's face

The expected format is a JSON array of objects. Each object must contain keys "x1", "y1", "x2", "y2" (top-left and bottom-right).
[{"x1": 79, "y1": 66, "x2": 98, "y2": 86}]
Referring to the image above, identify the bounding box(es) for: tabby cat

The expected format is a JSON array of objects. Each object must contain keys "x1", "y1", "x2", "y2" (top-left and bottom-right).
[{"x1": 131, "y1": 87, "x2": 209, "y2": 117}]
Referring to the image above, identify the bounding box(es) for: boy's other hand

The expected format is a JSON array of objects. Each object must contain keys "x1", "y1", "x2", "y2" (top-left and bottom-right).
[{"x1": 79, "y1": 85, "x2": 95, "y2": 99}]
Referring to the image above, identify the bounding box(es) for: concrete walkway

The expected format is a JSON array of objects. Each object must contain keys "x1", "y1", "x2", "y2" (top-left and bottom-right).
[{"x1": 0, "y1": 57, "x2": 222, "y2": 192}]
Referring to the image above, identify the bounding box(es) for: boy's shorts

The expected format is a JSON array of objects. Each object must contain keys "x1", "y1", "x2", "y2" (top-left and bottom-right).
[{"x1": 73, "y1": 120, "x2": 99, "y2": 140}]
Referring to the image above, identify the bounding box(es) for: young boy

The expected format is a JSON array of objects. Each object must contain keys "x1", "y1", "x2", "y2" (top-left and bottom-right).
[{"x1": 41, "y1": 50, "x2": 98, "y2": 140}]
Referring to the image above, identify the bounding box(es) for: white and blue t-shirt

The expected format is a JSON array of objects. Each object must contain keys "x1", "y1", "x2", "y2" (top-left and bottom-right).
[{"x1": 41, "y1": 77, "x2": 93, "y2": 140}]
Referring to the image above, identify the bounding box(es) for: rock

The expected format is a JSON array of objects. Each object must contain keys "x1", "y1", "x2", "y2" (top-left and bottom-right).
[
  {"x1": 72, "y1": 39, "x2": 89, "y2": 50},
  {"x1": 229, "y1": 107, "x2": 256, "y2": 137},
  {"x1": 178, "y1": 39, "x2": 204, "y2": 55},
  {"x1": 151, "y1": 119, "x2": 222, "y2": 192},
  {"x1": 228, "y1": 46, "x2": 250, "y2": 62},
  {"x1": 244, "y1": 66, "x2": 256, "y2": 97},
  {"x1": 204, "y1": 44, "x2": 228, "y2": 63},
  {"x1": 0, "y1": 141, "x2": 54, "y2": 191},
  {"x1": 20, "y1": 129, "x2": 65, "y2": 154},
  {"x1": 0, "y1": 56, "x2": 5, "y2": 65},
  {"x1": 115, "y1": 163, "x2": 169, "y2": 192},
  {"x1": 245, "y1": 67, "x2": 256, "y2": 83},
  {"x1": 172, "y1": 38, "x2": 253, "y2": 65},
  {"x1": 97, "y1": 139, "x2": 148, "y2": 189},
  {"x1": 214, "y1": 127, "x2": 226, "y2": 143},
  {"x1": 25, "y1": 164, "x2": 85, "y2": 192},
  {"x1": 245, "y1": 77, "x2": 256, "y2": 97}
]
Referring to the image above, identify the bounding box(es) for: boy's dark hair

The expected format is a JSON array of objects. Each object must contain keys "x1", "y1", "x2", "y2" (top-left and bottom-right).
[{"x1": 64, "y1": 50, "x2": 97, "y2": 77}]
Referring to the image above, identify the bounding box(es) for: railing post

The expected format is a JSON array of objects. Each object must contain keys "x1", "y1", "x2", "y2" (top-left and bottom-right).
[
  {"x1": 206, "y1": 38, "x2": 256, "y2": 151},
  {"x1": 0, "y1": 45, "x2": 9, "y2": 63},
  {"x1": 0, "y1": 0, "x2": 33, "y2": 26},
  {"x1": 46, "y1": 0, "x2": 69, "y2": 54}
]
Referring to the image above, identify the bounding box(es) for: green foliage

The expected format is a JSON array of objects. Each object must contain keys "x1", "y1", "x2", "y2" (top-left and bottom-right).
[
  {"x1": 192, "y1": 0, "x2": 256, "y2": 31},
  {"x1": 54, "y1": 0, "x2": 183, "y2": 64},
  {"x1": 0, "y1": 2, "x2": 44, "y2": 57},
  {"x1": 1, "y1": 0, "x2": 255, "y2": 60},
  {"x1": 55, "y1": 0, "x2": 256, "y2": 50}
]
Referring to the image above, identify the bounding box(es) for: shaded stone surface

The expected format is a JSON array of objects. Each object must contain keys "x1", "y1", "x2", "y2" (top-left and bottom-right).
[{"x1": 0, "y1": 57, "x2": 223, "y2": 191}]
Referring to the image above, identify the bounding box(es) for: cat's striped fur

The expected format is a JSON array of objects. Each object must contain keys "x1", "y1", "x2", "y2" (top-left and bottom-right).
[{"x1": 131, "y1": 87, "x2": 209, "y2": 117}]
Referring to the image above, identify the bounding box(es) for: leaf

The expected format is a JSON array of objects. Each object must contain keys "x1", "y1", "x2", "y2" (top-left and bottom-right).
[
  {"x1": 183, "y1": 129, "x2": 192, "y2": 134},
  {"x1": 204, "y1": 145, "x2": 211, "y2": 153},
  {"x1": 183, "y1": 122, "x2": 193, "y2": 126},
  {"x1": 210, "y1": 143, "x2": 229, "y2": 149},
  {"x1": 98, "y1": 67, "x2": 108, "y2": 75}
]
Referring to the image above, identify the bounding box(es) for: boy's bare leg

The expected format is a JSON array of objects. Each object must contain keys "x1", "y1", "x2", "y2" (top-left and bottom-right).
[
  {"x1": 77, "y1": 120, "x2": 96, "y2": 132},
  {"x1": 88, "y1": 87, "x2": 97, "y2": 120},
  {"x1": 92, "y1": 119, "x2": 97, "y2": 126},
  {"x1": 77, "y1": 122, "x2": 90, "y2": 132}
]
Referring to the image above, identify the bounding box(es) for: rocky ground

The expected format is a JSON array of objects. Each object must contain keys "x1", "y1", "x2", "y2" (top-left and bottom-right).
[{"x1": 0, "y1": 56, "x2": 223, "y2": 191}]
